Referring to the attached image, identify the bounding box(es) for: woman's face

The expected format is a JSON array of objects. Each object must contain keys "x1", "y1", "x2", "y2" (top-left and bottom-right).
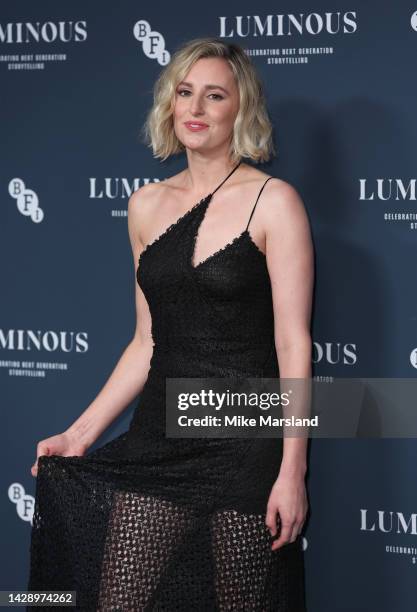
[{"x1": 173, "y1": 57, "x2": 240, "y2": 157}]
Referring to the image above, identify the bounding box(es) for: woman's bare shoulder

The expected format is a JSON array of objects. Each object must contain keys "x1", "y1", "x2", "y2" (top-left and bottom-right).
[
  {"x1": 259, "y1": 176, "x2": 308, "y2": 240},
  {"x1": 128, "y1": 182, "x2": 163, "y2": 247},
  {"x1": 238, "y1": 162, "x2": 300, "y2": 197},
  {"x1": 129, "y1": 180, "x2": 163, "y2": 210},
  {"x1": 238, "y1": 163, "x2": 291, "y2": 190},
  {"x1": 128, "y1": 180, "x2": 166, "y2": 221},
  {"x1": 129, "y1": 169, "x2": 187, "y2": 209},
  {"x1": 127, "y1": 172, "x2": 187, "y2": 247},
  {"x1": 238, "y1": 166, "x2": 305, "y2": 231}
]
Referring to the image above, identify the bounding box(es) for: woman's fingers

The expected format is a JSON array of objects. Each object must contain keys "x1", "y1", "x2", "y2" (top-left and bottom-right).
[
  {"x1": 265, "y1": 504, "x2": 279, "y2": 536},
  {"x1": 31, "y1": 461, "x2": 39, "y2": 477},
  {"x1": 30, "y1": 444, "x2": 50, "y2": 477},
  {"x1": 289, "y1": 521, "x2": 301, "y2": 543},
  {"x1": 37, "y1": 442, "x2": 50, "y2": 459},
  {"x1": 271, "y1": 519, "x2": 294, "y2": 550},
  {"x1": 266, "y1": 503, "x2": 297, "y2": 549},
  {"x1": 271, "y1": 516, "x2": 305, "y2": 550},
  {"x1": 266, "y1": 503, "x2": 294, "y2": 550}
]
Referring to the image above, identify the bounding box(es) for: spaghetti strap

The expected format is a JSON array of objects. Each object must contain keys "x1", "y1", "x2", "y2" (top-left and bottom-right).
[{"x1": 245, "y1": 176, "x2": 274, "y2": 232}]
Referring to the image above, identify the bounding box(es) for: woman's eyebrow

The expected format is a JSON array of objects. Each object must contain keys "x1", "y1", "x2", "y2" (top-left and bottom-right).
[{"x1": 178, "y1": 81, "x2": 229, "y2": 94}]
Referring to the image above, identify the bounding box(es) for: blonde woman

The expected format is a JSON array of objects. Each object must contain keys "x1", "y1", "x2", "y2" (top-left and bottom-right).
[{"x1": 28, "y1": 37, "x2": 313, "y2": 611}]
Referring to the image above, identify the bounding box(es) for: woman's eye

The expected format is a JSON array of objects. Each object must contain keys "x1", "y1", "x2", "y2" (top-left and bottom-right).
[{"x1": 176, "y1": 90, "x2": 223, "y2": 100}]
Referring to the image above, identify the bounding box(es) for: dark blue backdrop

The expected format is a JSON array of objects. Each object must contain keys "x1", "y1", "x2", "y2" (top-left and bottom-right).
[{"x1": 2, "y1": 2, "x2": 417, "y2": 610}]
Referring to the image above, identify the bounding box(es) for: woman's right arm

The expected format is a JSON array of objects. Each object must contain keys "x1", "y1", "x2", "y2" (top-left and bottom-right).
[{"x1": 31, "y1": 186, "x2": 155, "y2": 476}]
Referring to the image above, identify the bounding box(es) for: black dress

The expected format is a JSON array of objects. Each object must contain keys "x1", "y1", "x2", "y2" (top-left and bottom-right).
[{"x1": 28, "y1": 161, "x2": 306, "y2": 611}]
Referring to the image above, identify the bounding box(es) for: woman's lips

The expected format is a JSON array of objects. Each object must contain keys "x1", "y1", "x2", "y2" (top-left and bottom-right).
[{"x1": 184, "y1": 122, "x2": 209, "y2": 132}]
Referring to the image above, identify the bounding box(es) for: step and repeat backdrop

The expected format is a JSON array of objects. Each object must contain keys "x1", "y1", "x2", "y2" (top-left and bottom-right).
[{"x1": 1, "y1": 2, "x2": 416, "y2": 610}]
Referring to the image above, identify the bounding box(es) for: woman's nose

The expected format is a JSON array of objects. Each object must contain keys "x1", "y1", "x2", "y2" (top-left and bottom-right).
[{"x1": 190, "y1": 96, "x2": 204, "y2": 115}]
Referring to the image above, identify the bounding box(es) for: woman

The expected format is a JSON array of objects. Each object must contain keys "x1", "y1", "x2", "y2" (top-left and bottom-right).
[{"x1": 28, "y1": 37, "x2": 313, "y2": 610}]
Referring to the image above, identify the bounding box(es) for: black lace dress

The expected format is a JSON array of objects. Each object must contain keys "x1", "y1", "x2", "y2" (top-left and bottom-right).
[{"x1": 28, "y1": 162, "x2": 306, "y2": 611}]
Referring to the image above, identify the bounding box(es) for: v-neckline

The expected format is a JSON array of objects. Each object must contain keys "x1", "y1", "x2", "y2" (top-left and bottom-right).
[
  {"x1": 191, "y1": 228, "x2": 267, "y2": 271},
  {"x1": 189, "y1": 161, "x2": 244, "y2": 270},
  {"x1": 138, "y1": 194, "x2": 211, "y2": 265},
  {"x1": 138, "y1": 162, "x2": 242, "y2": 266},
  {"x1": 191, "y1": 230, "x2": 248, "y2": 270}
]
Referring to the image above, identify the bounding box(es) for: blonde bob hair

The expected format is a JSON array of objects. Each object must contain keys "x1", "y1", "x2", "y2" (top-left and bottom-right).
[{"x1": 141, "y1": 37, "x2": 275, "y2": 164}]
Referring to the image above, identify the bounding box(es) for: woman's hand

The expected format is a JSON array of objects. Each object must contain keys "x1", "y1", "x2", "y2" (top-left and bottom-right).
[
  {"x1": 265, "y1": 470, "x2": 308, "y2": 551},
  {"x1": 30, "y1": 431, "x2": 87, "y2": 477}
]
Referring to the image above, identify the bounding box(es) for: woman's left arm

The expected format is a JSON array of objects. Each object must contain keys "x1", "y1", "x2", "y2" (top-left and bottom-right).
[{"x1": 261, "y1": 179, "x2": 314, "y2": 551}]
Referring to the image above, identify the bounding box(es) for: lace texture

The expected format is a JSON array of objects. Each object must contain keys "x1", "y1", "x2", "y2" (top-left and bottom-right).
[{"x1": 27, "y1": 166, "x2": 306, "y2": 611}]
